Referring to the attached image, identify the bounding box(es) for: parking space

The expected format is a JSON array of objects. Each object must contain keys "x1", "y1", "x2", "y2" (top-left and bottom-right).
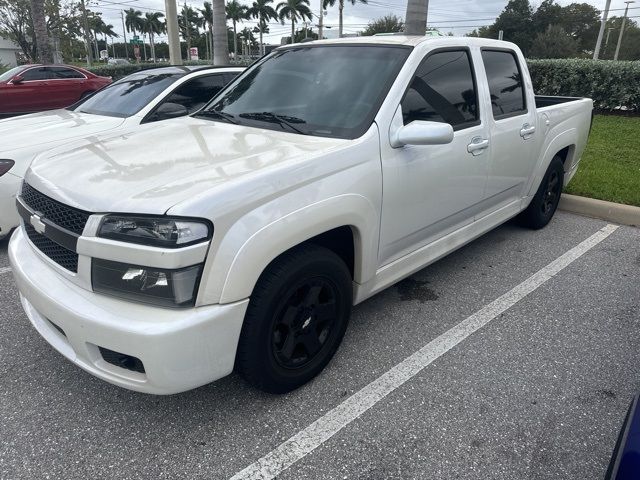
[{"x1": 1, "y1": 212, "x2": 639, "y2": 479}]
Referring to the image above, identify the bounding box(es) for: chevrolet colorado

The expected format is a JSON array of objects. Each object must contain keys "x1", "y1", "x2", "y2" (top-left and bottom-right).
[{"x1": 9, "y1": 36, "x2": 593, "y2": 394}]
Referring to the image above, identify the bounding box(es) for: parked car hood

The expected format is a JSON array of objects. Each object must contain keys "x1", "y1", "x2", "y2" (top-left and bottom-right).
[
  {"x1": 0, "y1": 109, "x2": 126, "y2": 155},
  {"x1": 25, "y1": 116, "x2": 349, "y2": 214}
]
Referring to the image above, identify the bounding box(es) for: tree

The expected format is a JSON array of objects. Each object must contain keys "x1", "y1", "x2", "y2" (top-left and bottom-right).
[
  {"x1": 602, "y1": 16, "x2": 640, "y2": 60},
  {"x1": 248, "y1": 0, "x2": 277, "y2": 55},
  {"x1": 0, "y1": 0, "x2": 35, "y2": 60},
  {"x1": 226, "y1": 0, "x2": 248, "y2": 60},
  {"x1": 143, "y1": 12, "x2": 165, "y2": 62},
  {"x1": 490, "y1": 0, "x2": 535, "y2": 55},
  {"x1": 530, "y1": 24, "x2": 578, "y2": 58},
  {"x1": 559, "y1": 3, "x2": 600, "y2": 54},
  {"x1": 179, "y1": 5, "x2": 202, "y2": 55},
  {"x1": 362, "y1": 14, "x2": 403, "y2": 36},
  {"x1": 201, "y1": 2, "x2": 214, "y2": 61},
  {"x1": 29, "y1": 0, "x2": 53, "y2": 63},
  {"x1": 277, "y1": 0, "x2": 312, "y2": 44},
  {"x1": 124, "y1": 8, "x2": 144, "y2": 37},
  {"x1": 532, "y1": 0, "x2": 562, "y2": 33},
  {"x1": 324, "y1": 0, "x2": 367, "y2": 38},
  {"x1": 212, "y1": 0, "x2": 230, "y2": 65}
]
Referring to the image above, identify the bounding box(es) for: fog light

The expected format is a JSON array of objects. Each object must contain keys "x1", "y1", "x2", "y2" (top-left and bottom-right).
[{"x1": 92, "y1": 259, "x2": 203, "y2": 307}]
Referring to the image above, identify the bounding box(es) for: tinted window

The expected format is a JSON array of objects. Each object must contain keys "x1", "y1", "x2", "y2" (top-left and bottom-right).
[
  {"x1": 163, "y1": 74, "x2": 228, "y2": 113},
  {"x1": 401, "y1": 50, "x2": 478, "y2": 129},
  {"x1": 203, "y1": 46, "x2": 411, "y2": 139},
  {"x1": 21, "y1": 67, "x2": 51, "y2": 81},
  {"x1": 51, "y1": 66, "x2": 85, "y2": 79},
  {"x1": 75, "y1": 71, "x2": 181, "y2": 117},
  {"x1": 481, "y1": 50, "x2": 526, "y2": 118}
]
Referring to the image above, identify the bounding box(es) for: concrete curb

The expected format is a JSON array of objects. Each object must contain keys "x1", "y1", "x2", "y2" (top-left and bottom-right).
[{"x1": 559, "y1": 194, "x2": 640, "y2": 227}]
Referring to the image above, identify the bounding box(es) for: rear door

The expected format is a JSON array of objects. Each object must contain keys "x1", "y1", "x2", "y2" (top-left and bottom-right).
[
  {"x1": 379, "y1": 48, "x2": 491, "y2": 265},
  {"x1": 48, "y1": 66, "x2": 88, "y2": 107},
  {"x1": 479, "y1": 49, "x2": 537, "y2": 212}
]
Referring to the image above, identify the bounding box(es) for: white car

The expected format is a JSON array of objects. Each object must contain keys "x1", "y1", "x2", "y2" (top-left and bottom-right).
[
  {"x1": 10, "y1": 37, "x2": 593, "y2": 394},
  {"x1": 0, "y1": 65, "x2": 243, "y2": 239}
]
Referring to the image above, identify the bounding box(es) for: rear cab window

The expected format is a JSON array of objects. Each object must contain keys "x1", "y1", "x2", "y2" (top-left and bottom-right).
[
  {"x1": 481, "y1": 49, "x2": 527, "y2": 119},
  {"x1": 401, "y1": 49, "x2": 479, "y2": 131}
]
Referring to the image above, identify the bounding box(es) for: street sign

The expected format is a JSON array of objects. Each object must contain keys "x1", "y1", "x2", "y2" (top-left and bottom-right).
[
  {"x1": 99, "y1": 49, "x2": 108, "y2": 60},
  {"x1": 189, "y1": 47, "x2": 199, "y2": 61},
  {"x1": 129, "y1": 39, "x2": 143, "y2": 45}
]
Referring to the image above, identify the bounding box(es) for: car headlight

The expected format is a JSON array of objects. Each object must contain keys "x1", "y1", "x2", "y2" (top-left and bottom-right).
[
  {"x1": 0, "y1": 159, "x2": 15, "y2": 177},
  {"x1": 92, "y1": 259, "x2": 203, "y2": 307},
  {"x1": 98, "y1": 215, "x2": 212, "y2": 248}
]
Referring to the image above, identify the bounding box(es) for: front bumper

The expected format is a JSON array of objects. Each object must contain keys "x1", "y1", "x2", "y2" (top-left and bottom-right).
[
  {"x1": 0, "y1": 173, "x2": 21, "y2": 239},
  {"x1": 9, "y1": 227, "x2": 249, "y2": 394}
]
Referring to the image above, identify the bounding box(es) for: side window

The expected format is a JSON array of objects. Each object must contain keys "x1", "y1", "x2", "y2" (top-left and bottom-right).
[
  {"x1": 51, "y1": 67, "x2": 85, "y2": 79},
  {"x1": 223, "y1": 73, "x2": 239, "y2": 85},
  {"x1": 401, "y1": 50, "x2": 478, "y2": 130},
  {"x1": 481, "y1": 50, "x2": 526, "y2": 118},
  {"x1": 163, "y1": 74, "x2": 228, "y2": 113},
  {"x1": 20, "y1": 67, "x2": 50, "y2": 81}
]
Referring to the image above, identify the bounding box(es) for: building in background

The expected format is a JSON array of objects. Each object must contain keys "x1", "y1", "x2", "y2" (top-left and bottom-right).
[{"x1": 0, "y1": 38, "x2": 21, "y2": 67}]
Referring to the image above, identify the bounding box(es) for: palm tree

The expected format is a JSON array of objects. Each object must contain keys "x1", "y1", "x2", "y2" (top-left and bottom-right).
[
  {"x1": 125, "y1": 8, "x2": 144, "y2": 36},
  {"x1": 248, "y1": 0, "x2": 277, "y2": 55},
  {"x1": 324, "y1": 0, "x2": 367, "y2": 38},
  {"x1": 179, "y1": 5, "x2": 202, "y2": 55},
  {"x1": 143, "y1": 12, "x2": 165, "y2": 62},
  {"x1": 226, "y1": 0, "x2": 248, "y2": 60},
  {"x1": 201, "y1": 2, "x2": 214, "y2": 61},
  {"x1": 277, "y1": 0, "x2": 312, "y2": 44},
  {"x1": 212, "y1": 0, "x2": 230, "y2": 65},
  {"x1": 29, "y1": 0, "x2": 54, "y2": 63}
]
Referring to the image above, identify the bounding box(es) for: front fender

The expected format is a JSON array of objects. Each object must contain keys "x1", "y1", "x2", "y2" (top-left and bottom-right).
[{"x1": 217, "y1": 194, "x2": 379, "y2": 305}]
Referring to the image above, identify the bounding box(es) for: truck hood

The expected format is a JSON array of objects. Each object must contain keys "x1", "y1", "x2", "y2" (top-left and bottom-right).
[
  {"x1": 0, "y1": 109, "x2": 126, "y2": 154},
  {"x1": 26, "y1": 116, "x2": 348, "y2": 214}
]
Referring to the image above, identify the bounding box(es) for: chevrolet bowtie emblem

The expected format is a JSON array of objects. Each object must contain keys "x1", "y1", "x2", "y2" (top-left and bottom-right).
[{"x1": 29, "y1": 214, "x2": 46, "y2": 235}]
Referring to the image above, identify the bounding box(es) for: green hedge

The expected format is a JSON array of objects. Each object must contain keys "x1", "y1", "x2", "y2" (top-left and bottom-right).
[
  {"x1": 87, "y1": 60, "x2": 249, "y2": 81},
  {"x1": 527, "y1": 59, "x2": 640, "y2": 112}
]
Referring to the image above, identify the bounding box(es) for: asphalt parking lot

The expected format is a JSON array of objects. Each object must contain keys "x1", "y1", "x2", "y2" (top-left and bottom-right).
[{"x1": 1, "y1": 211, "x2": 639, "y2": 479}]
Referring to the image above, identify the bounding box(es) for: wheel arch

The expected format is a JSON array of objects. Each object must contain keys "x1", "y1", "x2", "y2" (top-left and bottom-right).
[
  {"x1": 527, "y1": 128, "x2": 577, "y2": 197},
  {"x1": 218, "y1": 195, "x2": 378, "y2": 304}
]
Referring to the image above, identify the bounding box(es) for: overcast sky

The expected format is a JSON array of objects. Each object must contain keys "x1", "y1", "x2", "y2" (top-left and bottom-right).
[{"x1": 91, "y1": 0, "x2": 639, "y2": 47}]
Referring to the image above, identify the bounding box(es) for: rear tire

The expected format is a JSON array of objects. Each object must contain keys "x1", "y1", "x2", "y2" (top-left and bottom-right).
[
  {"x1": 236, "y1": 244, "x2": 352, "y2": 394},
  {"x1": 519, "y1": 156, "x2": 564, "y2": 229}
]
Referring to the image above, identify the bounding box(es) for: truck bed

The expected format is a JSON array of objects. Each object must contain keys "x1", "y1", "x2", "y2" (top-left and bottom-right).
[{"x1": 535, "y1": 95, "x2": 584, "y2": 109}]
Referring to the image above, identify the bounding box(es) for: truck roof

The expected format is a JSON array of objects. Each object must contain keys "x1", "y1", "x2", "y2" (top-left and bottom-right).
[{"x1": 283, "y1": 35, "x2": 518, "y2": 50}]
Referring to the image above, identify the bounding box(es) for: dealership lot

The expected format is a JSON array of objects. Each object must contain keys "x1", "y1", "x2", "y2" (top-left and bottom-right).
[{"x1": 1, "y1": 211, "x2": 639, "y2": 479}]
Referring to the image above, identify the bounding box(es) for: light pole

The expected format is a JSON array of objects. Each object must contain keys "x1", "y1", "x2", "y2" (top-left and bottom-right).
[
  {"x1": 593, "y1": 0, "x2": 612, "y2": 59},
  {"x1": 614, "y1": 1, "x2": 635, "y2": 61}
]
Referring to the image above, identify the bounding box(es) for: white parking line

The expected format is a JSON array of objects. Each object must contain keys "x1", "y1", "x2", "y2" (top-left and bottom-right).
[
  {"x1": 230, "y1": 223, "x2": 619, "y2": 480},
  {"x1": 0, "y1": 266, "x2": 11, "y2": 275}
]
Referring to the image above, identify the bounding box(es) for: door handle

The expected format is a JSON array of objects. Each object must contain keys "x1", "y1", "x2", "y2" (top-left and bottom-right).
[
  {"x1": 520, "y1": 123, "x2": 536, "y2": 139},
  {"x1": 467, "y1": 137, "x2": 489, "y2": 156}
]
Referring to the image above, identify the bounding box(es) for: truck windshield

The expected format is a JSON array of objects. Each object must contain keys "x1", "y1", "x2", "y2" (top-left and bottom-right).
[
  {"x1": 74, "y1": 71, "x2": 182, "y2": 117},
  {"x1": 199, "y1": 45, "x2": 411, "y2": 139}
]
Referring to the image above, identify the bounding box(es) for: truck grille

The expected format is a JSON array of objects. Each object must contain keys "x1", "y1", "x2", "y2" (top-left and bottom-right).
[
  {"x1": 24, "y1": 223, "x2": 79, "y2": 273},
  {"x1": 21, "y1": 183, "x2": 90, "y2": 235}
]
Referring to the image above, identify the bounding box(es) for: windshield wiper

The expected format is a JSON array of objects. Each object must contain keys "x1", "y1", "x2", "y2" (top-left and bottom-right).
[
  {"x1": 193, "y1": 109, "x2": 238, "y2": 125},
  {"x1": 239, "y1": 112, "x2": 307, "y2": 135}
]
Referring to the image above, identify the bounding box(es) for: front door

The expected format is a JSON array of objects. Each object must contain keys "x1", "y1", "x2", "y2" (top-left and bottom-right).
[{"x1": 379, "y1": 48, "x2": 490, "y2": 266}]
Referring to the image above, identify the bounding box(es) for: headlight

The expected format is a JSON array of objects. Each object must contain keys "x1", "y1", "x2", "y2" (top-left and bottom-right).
[
  {"x1": 92, "y1": 259, "x2": 203, "y2": 307},
  {"x1": 98, "y1": 215, "x2": 212, "y2": 248},
  {"x1": 0, "y1": 159, "x2": 15, "y2": 177}
]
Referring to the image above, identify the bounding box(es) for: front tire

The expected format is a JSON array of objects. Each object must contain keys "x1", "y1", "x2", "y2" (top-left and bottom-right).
[
  {"x1": 236, "y1": 244, "x2": 352, "y2": 393},
  {"x1": 519, "y1": 156, "x2": 564, "y2": 229}
]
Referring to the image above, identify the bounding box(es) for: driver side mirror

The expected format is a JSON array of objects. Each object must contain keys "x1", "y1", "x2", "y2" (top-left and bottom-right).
[
  {"x1": 391, "y1": 120, "x2": 454, "y2": 148},
  {"x1": 152, "y1": 102, "x2": 189, "y2": 122},
  {"x1": 11, "y1": 75, "x2": 24, "y2": 84}
]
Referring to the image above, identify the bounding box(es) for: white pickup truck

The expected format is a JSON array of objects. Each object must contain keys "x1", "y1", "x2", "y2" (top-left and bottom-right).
[{"x1": 9, "y1": 36, "x2": 593, "y2": 395}]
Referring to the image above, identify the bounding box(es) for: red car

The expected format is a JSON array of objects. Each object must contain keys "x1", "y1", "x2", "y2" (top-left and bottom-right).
[{"x1": 0, "y1": 64, "x2": 111, "y2": 116}]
